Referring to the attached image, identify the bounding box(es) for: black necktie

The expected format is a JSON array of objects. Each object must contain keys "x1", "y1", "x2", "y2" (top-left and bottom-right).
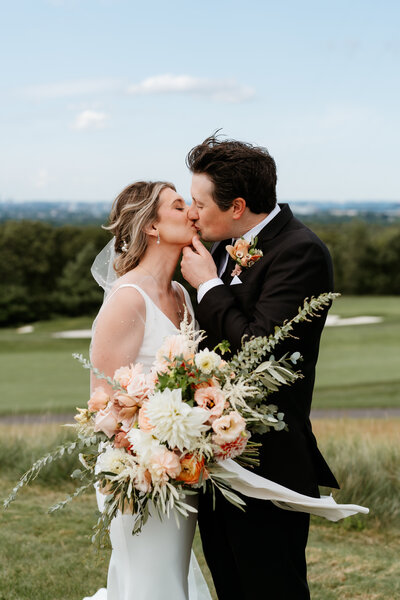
[
  {"x1": 212, "y1": 238, "x2": 232, "y2": 275},
  {"x1": 221, "y1": 254, "x2": 236, "y2": 283}
]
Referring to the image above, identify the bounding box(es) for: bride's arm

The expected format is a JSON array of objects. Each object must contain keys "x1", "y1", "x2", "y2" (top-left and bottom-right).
[{"x1": 90, "y1": 287, "x2": 145, "y2": 395}]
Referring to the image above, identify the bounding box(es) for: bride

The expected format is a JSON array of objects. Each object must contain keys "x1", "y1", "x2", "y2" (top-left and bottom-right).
[{"x1": 83, "y1": 180, "x2": 211, "y2": 600}]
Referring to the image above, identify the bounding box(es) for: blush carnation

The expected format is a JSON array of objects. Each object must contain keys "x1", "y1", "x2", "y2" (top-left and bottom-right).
[{"x1": 213, "y1": 431, "x2": 249, "y2": 460}]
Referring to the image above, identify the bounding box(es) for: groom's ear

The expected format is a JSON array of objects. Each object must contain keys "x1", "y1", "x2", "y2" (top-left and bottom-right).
[{"x1": 232, "y1": 197, "x2": 247, "y2": 220}]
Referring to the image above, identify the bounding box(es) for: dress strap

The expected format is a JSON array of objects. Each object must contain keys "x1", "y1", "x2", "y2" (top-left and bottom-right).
[{"x1": 104, "y1": 283, "x2": 144, "y2": 305}]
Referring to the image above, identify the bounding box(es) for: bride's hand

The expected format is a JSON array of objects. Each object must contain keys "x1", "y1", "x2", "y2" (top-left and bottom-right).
[{"x1": 181, "y1": 235, "x2": 218, "y2": 289}]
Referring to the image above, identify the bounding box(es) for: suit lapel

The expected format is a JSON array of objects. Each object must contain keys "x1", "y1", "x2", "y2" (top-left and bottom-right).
[{"x1": 256, "y1": 203, "x2": 293, "y2": 244}]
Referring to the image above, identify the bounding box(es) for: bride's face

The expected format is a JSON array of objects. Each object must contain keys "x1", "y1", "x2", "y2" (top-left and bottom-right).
[{"x1": 155, "y1": 187, "x2": 196, "y2": 246}]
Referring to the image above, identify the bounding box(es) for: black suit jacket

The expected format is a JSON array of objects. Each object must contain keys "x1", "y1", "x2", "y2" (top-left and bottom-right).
[{"x1": 196, "y1": 204, "x2": 339, "y2": 496}]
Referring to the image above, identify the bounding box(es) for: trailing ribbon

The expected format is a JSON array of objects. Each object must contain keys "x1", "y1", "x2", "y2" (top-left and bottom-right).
[{"x1": 218, "y1": 459, "x2": 369, "y2": 522}]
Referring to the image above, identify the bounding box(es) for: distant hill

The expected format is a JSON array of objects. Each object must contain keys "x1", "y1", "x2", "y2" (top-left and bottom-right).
[{"x1": 1, "y1": 199, "x2": 399, "y2": 225}]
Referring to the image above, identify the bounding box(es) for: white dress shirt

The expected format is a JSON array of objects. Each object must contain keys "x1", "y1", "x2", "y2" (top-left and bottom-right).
[{"x1": 197, "y1": 204, "x2": 281, "y2": 303}]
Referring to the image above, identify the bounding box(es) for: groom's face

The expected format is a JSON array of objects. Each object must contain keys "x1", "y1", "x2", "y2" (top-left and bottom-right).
[{"x1": 189, "y1": 173, "x2": 235, "y2": 242}]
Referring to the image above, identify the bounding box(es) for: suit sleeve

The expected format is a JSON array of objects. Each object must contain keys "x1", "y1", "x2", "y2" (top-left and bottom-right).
[{"x1": 196, "y1": 238, "x2": 333, "y2": 353}]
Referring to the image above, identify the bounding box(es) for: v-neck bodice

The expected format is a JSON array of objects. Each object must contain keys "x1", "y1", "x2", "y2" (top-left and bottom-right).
[{"x1": 105, "y1": 282, "x2": 194, "y2": 373}]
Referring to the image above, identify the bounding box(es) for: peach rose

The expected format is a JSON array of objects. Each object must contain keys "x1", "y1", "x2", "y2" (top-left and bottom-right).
[
  {"x1": 194, "y1": 386, "x2": 226, "y2": 421},
  {"x1": 93, "y1": 407, "x2": 119, "y2": 438},
  {"x1": 138, "y1": 402, "x2": 154, "y2": 432},
  {"x1": 113, "y1": 393, "x2": 139, "y2": 424},
  {"x1": 176, "y1": 454, "x2": 206, "y2": 485},
  {"x1": 212, "y1": 411, "x2": 246, "y2": 444},
  {"x1": 88, "y1": 387, "x2": 109, "y2": 412}
]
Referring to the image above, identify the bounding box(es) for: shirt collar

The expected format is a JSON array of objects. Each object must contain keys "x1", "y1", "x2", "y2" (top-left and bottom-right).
[{"x1": 240, "y1": 204, "x2": 281, "y2": 243}]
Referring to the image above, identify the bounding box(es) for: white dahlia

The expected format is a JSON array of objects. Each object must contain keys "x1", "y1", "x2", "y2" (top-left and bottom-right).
[
  {"x1": 145, "y1": 388, "x2": 209, "y2": 452},
  {"x1": 127, "y1": 428, "x2": 162, "y2": 464}
]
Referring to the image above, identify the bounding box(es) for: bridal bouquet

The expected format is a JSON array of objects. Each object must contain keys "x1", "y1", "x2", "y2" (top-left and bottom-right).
[{"x1": 4, "y1": 292, "x2": 338, "y2": 546}]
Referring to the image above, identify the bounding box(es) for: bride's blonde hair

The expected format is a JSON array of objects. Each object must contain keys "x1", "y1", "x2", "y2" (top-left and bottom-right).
[{"x1": 104, "y1": 180, "x2": 176, "y2": 276}]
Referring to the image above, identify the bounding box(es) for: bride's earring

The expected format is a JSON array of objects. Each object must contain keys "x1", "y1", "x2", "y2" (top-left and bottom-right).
[{"x1": 157, "y1": 231, "x2": 160, "y2": 245}]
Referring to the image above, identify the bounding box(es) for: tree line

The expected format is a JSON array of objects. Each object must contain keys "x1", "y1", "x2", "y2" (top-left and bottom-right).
[{"x1": 0, "y1": 220, "x2": 399, "y2": 326}]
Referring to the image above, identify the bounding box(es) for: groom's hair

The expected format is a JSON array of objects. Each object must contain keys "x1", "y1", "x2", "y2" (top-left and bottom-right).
[{"x1": 186, "y1": 133, "x2": 277, "y2": 214}]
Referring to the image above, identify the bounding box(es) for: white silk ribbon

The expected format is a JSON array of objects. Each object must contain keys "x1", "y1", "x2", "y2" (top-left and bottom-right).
[{"x1": 218, "y1": 459, "x2": 369, "y2": 522}]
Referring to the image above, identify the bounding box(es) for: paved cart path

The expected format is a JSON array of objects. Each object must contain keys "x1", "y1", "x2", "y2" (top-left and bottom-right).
[{"x1": 1, "y1": 408, "x2": 400, "y2": 425}]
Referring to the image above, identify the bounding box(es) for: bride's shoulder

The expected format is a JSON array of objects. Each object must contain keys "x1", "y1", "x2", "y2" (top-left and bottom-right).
[{"x1": 100, "y1": 280, "x2": 146, "y2": 319}]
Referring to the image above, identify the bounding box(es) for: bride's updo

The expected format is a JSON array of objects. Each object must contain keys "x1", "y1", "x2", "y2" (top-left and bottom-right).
[{"x1": 105, "y1": 180, "x2": 176, "y2": 276}]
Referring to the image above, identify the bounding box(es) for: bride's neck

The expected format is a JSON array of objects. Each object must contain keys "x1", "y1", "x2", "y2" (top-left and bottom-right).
[{"x1": 137, "y1": 244, "x2": 181, "y2": 291}]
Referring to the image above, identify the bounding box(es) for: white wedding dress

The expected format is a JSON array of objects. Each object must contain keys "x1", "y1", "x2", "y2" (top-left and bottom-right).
[{"x1": 83, "y1": 282, "x2": 212, "y2": 600}]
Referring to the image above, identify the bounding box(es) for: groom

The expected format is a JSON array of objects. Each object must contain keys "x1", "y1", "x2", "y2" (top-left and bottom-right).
[{"x1": 181, "y1": 134, "x2": 339, "y2": 600}]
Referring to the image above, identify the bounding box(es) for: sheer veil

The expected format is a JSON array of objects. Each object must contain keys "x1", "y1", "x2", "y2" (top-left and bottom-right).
[{"x1": 91, "y1": 237, "x2": 119, "y2": 300}]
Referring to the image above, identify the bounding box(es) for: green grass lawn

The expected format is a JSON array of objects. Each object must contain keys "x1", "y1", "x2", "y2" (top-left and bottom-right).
[
  {"x1": 1, "y1": 481, "x2": 398, "y2": 600},
  {"x1": 0, "y1": 296, "x2": 399, "y2": 415},
  {"x1": 313, "y1": 295, "x2": 400, "y2": 408}
]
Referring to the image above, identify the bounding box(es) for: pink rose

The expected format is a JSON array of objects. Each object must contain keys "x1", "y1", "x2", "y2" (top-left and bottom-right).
[
  {"x1": 212, "y1": 411, "x2": 246, "y2": 444},
  {"x1": 88, "y1": 387, "x2": 110, "y2": 412},
  {"x1": 194, "y1": 386, "x2": 226, "y2": 422},
  {"x1": 93, "y1": 407, "x2": 119, "y2": 438}
]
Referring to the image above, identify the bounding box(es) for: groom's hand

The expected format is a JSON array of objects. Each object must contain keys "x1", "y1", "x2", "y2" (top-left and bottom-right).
[{"x1": 181, "y1": 235, "x2": 218, "y2": 289}]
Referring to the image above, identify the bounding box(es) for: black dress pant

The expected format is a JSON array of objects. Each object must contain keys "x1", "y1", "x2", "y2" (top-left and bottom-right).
[{"x1": 198, "y1": 489, "x2": 311, "y2": 600}]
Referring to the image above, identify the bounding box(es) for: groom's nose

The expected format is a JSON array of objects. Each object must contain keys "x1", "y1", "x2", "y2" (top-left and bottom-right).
[{"x1": 187, "y1": 204, "x2": 198, "y2": 221}]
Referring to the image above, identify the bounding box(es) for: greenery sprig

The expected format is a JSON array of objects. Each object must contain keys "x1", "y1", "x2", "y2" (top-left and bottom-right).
[{"x1": 230, "y1": 292, "x2": 340, "y2": 373}]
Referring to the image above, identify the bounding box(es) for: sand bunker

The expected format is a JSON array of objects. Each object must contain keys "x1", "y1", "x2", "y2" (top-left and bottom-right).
[
  {"x1": 325, "y1": 315, "x2": 382, "y2": 327},
  {"x1": 52, "y1": 329, "x2": 92, "y2": 339},
  {"x1": 50, "y1": 315, "x2": 382, "y2": 339}
]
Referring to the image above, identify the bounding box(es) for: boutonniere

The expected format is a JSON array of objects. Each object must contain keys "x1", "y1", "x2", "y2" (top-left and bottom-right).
[{"x1": 226, "y1": 236, "x2": 263, "y2": 277}]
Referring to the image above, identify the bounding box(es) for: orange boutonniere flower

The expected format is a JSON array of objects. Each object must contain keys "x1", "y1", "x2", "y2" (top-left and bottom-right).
[{"x1": 225, "y1": 236, "x2": 263, "y2": 277}]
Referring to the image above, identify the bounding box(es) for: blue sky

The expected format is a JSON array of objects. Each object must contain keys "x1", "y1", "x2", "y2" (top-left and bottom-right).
[{"x1": 1, "y1": 0, "x2": 399, "y2": 202}]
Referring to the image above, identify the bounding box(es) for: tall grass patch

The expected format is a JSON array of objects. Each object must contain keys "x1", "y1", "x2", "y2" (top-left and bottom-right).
[{"x1": 314, "y1": 419, "x2": 400, "y2": 528}]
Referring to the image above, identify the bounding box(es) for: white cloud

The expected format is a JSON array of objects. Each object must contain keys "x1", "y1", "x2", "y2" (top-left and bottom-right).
[
  {"x1": 72, "y1": 110, "x2": 108, "y2": 130},
  {"x1": 25, "y1": 79, "x2": 120, "y2": 100},
  {"x1": 127, "y1": 74, "x2": 255, "y2": 103}
]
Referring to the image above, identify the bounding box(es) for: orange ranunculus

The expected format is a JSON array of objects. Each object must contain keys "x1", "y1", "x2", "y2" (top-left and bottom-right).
[{"x1": 176, "y1": 454, "x2": 206, "y2": 485}]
